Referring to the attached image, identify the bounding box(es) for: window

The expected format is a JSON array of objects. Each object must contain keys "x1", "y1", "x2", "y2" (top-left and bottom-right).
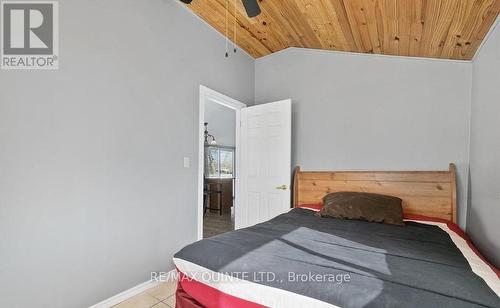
[
  {"x1": 206, "y1": 147, "x2": 219, "y2": 177},
  {"x1": 205, "y1": 146, "x2": 234, "y2": 178},
  {"x1": 219, "y1": 149, "x2": 234, "y2": 178}
]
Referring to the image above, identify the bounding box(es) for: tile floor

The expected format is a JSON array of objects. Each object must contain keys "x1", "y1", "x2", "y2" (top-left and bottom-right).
[{"x1": 113, "y1": 279, "x2": 177, "y2": 308}]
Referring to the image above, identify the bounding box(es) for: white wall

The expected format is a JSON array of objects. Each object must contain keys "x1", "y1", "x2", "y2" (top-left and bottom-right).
[
  {"x1": 0, "y1": 1, "x2": 254, "y2": 308},
  {"x1": 255, "y1": 49, "x2": 472, "y2": 228},
  {"x1": 468, "y1": 20, "x2": 500, "y2": 267},
  {"x1": 204, "y1": 100, "x2": 236, "y2": 147}
]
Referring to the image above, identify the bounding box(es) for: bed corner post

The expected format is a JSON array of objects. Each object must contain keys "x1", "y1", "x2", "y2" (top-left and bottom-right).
[
  {"x1": 449, "y1": 163, "x2": 458, "y2": 224},
  {"x1": 292, "y1": 166, "x2": 301, "y2": 208}
]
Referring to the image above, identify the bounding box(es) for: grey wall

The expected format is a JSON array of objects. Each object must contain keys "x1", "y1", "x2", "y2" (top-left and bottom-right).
[
  {"x1": 468, "y1": 21, "x2": 500, "y2": 267},
  {"x1": 0, "y1": 0, "x2": 497, "y2": 306},
  {"x1": 255, "y1": 49, "x2": 472, "y2": 228},
  {"x1": 0, "y1": 1, "x2": 254, "y2": 308},
  {"x1": 204, "y1": 100, "x2": 236, "y2": 147}
]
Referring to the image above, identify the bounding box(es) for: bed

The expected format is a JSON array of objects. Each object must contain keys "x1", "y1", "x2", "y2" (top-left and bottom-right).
[{"x1": 173, "y1": 164, "x2": 500, "y2": 308}]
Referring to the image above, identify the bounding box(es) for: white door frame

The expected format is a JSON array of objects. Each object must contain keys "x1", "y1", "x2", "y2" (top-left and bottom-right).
[{"x1": 198, "y1": 85, "x2": 246, "y2": 240}]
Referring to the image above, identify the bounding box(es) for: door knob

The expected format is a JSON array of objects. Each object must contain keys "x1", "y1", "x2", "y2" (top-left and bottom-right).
[{"x1": 275, "y1": 185, "x2": 288, "y2": 190}]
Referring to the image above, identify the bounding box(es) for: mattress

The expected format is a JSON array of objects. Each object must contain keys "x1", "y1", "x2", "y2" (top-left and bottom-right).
[{"x1": 174, "y1": 208, "x2": 500, "y2": 308}]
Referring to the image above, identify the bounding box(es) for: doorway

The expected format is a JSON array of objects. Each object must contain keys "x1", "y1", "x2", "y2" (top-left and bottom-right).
[{"x1": 197, "y1": 86, "x2": 246, "y2": 239}]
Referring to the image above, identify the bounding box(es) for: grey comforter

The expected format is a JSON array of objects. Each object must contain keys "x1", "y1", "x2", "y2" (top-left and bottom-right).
[{"x1": 175, "y1": 208, "x2": 499, "y2": 307}]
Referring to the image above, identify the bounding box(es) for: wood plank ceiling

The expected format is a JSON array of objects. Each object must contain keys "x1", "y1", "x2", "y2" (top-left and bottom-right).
[{"x1": 184, "y1": 0, "x2": 500, "y2": 60}]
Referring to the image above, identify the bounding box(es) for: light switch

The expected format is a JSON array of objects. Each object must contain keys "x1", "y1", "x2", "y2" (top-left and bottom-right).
[{"x1": 183, "y1": 157, "x2": 190, "y2": 168}]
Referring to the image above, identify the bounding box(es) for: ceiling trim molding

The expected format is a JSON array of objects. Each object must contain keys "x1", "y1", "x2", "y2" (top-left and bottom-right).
[{"x1": 256, "y1": 47, "x2": 473, "y2": 64}]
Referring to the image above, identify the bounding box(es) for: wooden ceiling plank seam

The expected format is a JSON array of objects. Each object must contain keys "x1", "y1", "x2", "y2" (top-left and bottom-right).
[
  {"x1": 377, "y1": 0, "x2": 394, "y2": 55},
  {"x1": 473, "y1": 8, "x2": 500, "y2": 40},
  {"x1": 315, "y1": 16, "x2": 342, "y2": 50},
  {"x1": 257, "y1": 1, "x2": 302, "y2": 49},
  {"x1": 328, "y1": 0, "x2": 360, "y2": 51},
  {"x1": 409, "y1": 0, "x2": 424, "y2": 57},
  {"x1": 264, "y1": 0, "x2": 316, "y2": 48},
  {"x1": 260, "y1": 1, "x2": 314, "y2": 47},
  {"x1": 261, "y1": 0, "x2": 307, "y2": 48},
  {"x1": 464, "y1": 10, "x2": 499, "y2": 59},
  {"x1": 237, "y1": 12, "x2": 283, "y2": 52},
  {"x1": 428, "y1": 0, "x2": 459, "y2": 58},
  {"x1": 420, "y1": 0, "x2": 442, "y2": 57},
  {"x1": 464, "y1": 0, "x2": 497, "y2": 58},
  {"x1": 285, "y1": 0, "x2": 326, "y2": 48},
  {"x1": 397, "y1": 0, "x2": 411, "y2": 57},
  {"x1": 440, "y1": 0, "x2": 470, "y2": 59},
  {"x1": 249, "y1": 0, "x2": 294, "y2": 51},
  {"x1": 342, "y1": 0, "x2": 372, "y2": 52},
  {"x1": 375, "y1": 0, "x2": 389, "y2": 54},
  {"x1": 417, "y1": 0, "x2": 430, "y2": 57},
  {"x1": 318, "y1": 0, "x2": 351, "y2": 51},
  {"x1": 352, "y1": 0, "x2": 377, "y2": 53},
  {"x1": 442, "y1": 0, "x2": 463, "y2": 58},
  {"x1": 361, "y1": 0, "x2": 383, "y2": 54},
  {"x1": 383, "y1": 0, "x2": 399, "y2": 56},
  {"x1": 456, "y1": 0, "x2": 490, "y2": 59},
  {"x1": 294, "y1": 0, "x2": 332, "y2": 50},
  {"x1": 452, "y1": 0, "x2": 476, "y2": 59},
  {"x1": 311, "y1": 0, "x2": 344, "y2": 50},
  {"x1": 464, "y1": 0, "x2": 499, "y2": 58},
  {"x1": 373, "y1": 0, "x2": 388, "y2": 54}
]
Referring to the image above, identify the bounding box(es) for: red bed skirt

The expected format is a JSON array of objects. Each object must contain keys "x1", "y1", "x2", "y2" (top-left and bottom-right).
[
  {"x1": 175, "y1": 278, "x2": 204, "y2": 308},
  {"x1": 175, "y1": 271, "x2": 265, "y2": 308}
]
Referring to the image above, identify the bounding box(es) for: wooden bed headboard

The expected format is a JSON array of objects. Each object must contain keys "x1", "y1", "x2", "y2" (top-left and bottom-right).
[{"x1": 293, "y1": 164, "x2": 457, "y2": 223}]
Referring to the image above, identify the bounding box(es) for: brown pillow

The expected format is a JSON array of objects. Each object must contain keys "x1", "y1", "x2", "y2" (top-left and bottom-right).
[{"x1": 317, "y1": 192, "x2": 404, "y2": 226}]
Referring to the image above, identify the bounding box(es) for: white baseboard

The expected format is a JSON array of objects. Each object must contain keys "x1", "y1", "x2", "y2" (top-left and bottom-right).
[{"x1": 89, "y1": 270, "x2": 176, "y2": 308}]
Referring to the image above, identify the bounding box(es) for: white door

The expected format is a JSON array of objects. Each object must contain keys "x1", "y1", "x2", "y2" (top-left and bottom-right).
[{"x1": 236, "y1": 99, "x2": 292, "y2": 229}]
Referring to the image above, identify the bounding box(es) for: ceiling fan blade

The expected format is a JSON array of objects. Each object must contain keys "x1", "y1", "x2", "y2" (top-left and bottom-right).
[{"x1": 241, "y1": 0, "x2": 261, "y2": 18}]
